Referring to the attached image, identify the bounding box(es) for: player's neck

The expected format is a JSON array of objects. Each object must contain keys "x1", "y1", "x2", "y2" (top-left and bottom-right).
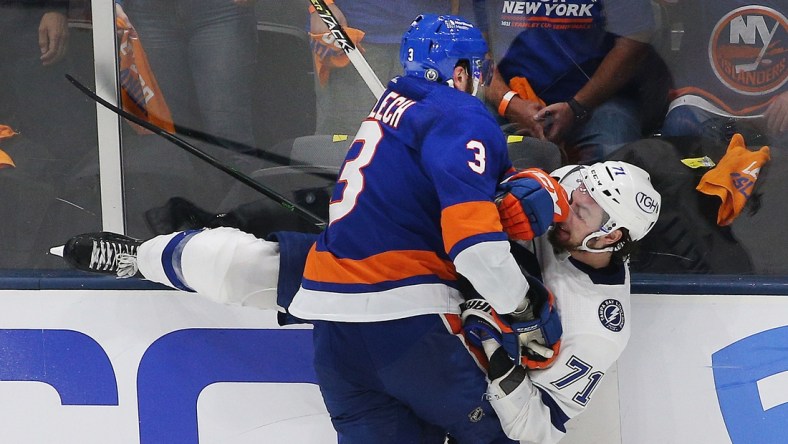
[{"x1": 569, "y1": 250, "x2": 613, "y2": 269}]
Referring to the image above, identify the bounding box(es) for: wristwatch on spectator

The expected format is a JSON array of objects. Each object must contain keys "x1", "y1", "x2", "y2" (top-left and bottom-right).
[{"x1": 566, "y1": 98, "x2": 590, "y2": 123}]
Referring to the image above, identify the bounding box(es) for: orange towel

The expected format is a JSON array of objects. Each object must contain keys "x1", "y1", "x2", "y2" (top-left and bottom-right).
[
  {"x1": 0, "y1": 124, "x2": 16, "y2": 168},
  {"x1": 310, "y1": 27, "x2": 366, "y2": 86},
  {"x1": 0, "y1": 149, "x2": 14, "y2": 168},
  {"x1": 696, "y1": 133, "x2": 770, "y2": 226},
  {"x1": 0, "y1": 124, "x2": 16, "y2": 139},
  {"x1": 509, "y1": 76, "x2": 546, "y2": 107},
  {"x1": 117, "y1": 17, "x2": 175, "y2": 134}
]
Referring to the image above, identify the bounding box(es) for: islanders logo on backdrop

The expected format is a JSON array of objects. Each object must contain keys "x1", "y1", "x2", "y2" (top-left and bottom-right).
[{"x1": 709, "y1": 6, "x2": 788, "y2": 96}]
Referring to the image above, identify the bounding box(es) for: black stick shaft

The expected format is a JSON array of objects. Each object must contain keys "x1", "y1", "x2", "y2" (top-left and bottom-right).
[
  {"x1": 170, "y1": 123, "x2": 338, "y2": 182},
  {"x1": 66, "y1": 74, "x2": 327, "y2": 229}
]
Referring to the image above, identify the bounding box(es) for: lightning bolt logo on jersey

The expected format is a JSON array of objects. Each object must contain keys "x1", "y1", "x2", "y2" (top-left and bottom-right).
[{"x1": 289, "y1": 76, "x2": 516, "y2": 322}]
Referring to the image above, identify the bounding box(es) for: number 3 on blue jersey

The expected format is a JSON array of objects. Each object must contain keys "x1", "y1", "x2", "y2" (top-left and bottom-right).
[
  {"x1": 329, "y1": 120, "x2": 489, "y2": 223},
  {"x1": 466, "y1": 140, "x2": 486, "y2": 174},
  {"x1": 330, "y1": 121, "x2": 383, "y2": 223}
]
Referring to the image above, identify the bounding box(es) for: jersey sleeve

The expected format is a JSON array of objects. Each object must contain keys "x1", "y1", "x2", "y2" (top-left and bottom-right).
[
  {"x1": 489, "y1": 334, "x2": 623, "y2": 443},
  {"x1": 420, "y1": 102, "x2": 526, "y2": 314},
  {"x1": 420, "y1": 103, "x2": 512, "y2": 255}
]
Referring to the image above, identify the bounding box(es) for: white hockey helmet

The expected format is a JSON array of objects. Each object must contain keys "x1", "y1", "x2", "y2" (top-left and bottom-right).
[{"x1": 552, "y1": 161, "x2": 661, "y2": 251}]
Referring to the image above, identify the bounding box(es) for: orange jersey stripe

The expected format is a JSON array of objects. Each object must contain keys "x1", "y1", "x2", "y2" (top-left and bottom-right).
[
  {"x1": 303, "y1": 244, "x2": 457, "y2": 284},
  {"x1": 441, "y1": 201, "x2": 503, "y2": 254}
]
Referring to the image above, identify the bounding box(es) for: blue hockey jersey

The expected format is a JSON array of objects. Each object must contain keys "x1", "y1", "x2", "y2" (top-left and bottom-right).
[{"x1": 289, "y1": 76, "x2": 529, "y2": 322}]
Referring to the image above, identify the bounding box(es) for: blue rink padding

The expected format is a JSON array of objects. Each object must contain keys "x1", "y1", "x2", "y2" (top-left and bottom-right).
[
  {"x1": 631, "y1": 274, "x2": 788, "y2": 295},
  {"x1": 1, "y1": 270, "x2": 788, "y2": 295},
  {"x1": 0, "y1": 270, "x2": 172, "y2": 291}
]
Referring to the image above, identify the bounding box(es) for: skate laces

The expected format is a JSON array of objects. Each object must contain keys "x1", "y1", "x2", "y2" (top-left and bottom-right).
[
  {"x1": 89, "y1": 239, "x2": 139, "y2": 278},
  {"x1": 116, "y1": 253, "x2": 140, "y2": 278}
]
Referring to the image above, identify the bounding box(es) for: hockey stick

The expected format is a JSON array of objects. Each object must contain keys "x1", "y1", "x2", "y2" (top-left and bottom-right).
[
  {"x1": 735, "y1": 22, "x2": 778, "y2": 74},
  {"x1": 170, "y1": 124, "x2": 337, "y2": 181},
  {"x1": 308, "y1": 0, "x2": 386, "y2": 99},
  {"x1": 66, "y1": 74, "x2": 327, "y2": 229}
]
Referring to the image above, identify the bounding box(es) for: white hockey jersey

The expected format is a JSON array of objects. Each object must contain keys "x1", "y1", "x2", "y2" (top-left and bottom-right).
[{"x1": 488, "y1": 234, "x2": 631, "y2": 444}]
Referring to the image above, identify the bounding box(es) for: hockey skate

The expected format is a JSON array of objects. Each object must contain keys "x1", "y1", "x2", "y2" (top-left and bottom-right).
[{"x1": 50, "y1": 232, "x2": 143, "y2": 278}]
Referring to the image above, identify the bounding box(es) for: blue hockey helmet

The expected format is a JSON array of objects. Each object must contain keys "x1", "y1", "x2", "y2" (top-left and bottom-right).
[{"x1": 400, "y1": 14, "x2": 492, "y2": 92}]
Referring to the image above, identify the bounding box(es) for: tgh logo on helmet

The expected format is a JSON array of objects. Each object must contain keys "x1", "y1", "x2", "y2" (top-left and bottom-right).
[{"x1": 636, "y1": 191, "x2": 659, "y2": 214}]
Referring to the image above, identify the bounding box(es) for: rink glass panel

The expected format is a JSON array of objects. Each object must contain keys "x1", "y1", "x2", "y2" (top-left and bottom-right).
[{"x1": 1, "y1": 1, "x2": 785, "y2": 278}]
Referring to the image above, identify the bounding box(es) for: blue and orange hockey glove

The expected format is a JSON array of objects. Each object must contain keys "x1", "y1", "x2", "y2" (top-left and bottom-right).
[
  {"x1": 461, "y1": 275, "x2": 562, "y2": 370},
  {"x1": 496, "y1": 168, "x2": 570, "y2": 241}
]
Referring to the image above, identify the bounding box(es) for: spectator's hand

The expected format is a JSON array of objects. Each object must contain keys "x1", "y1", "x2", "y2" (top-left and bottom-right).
[
  {"x1": 764, "y1": 91, "x2": 788, "y2": 135},
  {"x1": 506, "y1": 97, "x2": 546, "y2": 139},
  {"x1": 114, "y1": 3, "x2": 129, "y2": 23},
  {"x1": 39, "y1": 11, "x2": 68, "y2": 66},
  {"x1": 534, "y1": 102, "x2": 575, "y2": 144},
  {"x1": 310, "y1": 26, "x2": 366, "y2": 85},
  {"x1": 310, "y1": 3, "x2": 348, "y2": 34},
  {"x1": 115, "y1": 3, "x2": 132, "y2": 32}
]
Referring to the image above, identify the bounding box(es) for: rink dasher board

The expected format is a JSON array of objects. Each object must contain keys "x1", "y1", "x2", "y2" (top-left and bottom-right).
[{"x1": 0, "y1": 287, "x2": 785, "y2": 443}]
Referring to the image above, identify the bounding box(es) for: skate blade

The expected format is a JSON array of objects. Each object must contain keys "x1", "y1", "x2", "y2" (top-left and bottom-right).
[{"x1": 49, "y1": 245, "x2": 65, "y2": 257}]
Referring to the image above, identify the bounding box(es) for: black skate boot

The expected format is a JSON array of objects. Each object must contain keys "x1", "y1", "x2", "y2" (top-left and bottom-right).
[{"x1": 55, "y1": 232, "x2": 143, "y2": 278}]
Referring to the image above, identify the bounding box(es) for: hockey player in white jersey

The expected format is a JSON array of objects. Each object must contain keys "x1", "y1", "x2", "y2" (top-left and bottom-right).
[
  {"x1": 56, "y1": 159, "x2": 659, "y2": 444},
  {"x1": 461, "y1": 160, "x2": 661, "y2": 443}
]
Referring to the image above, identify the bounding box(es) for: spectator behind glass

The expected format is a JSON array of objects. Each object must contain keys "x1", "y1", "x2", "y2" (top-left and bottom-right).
[
  {"x1": 656, "y1": 0, "x2": 787, "y2": 149},
  {"x1": 114, "y1": 0, "x2": 260, "y2": 171},
  {"x1": 0, "y1": 0, "x2": 83, "y2": 269},
  {"x1": 109, "y1": 0, "x2": 266, "y2": 242},
  {"x1": 477, "y1": 0, "x2": 659, "y2": 164},
  {"x1": 307, "y1": 0, "x2": 472, "y2": 136},
  {"x1": 0, "y1": 0, "x2": 70, "y2": 157}
]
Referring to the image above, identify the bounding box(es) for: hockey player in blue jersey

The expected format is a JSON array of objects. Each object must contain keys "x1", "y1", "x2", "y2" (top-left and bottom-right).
[{"x1": 286, "y1": 14, "x2": 537, "y2": 442}]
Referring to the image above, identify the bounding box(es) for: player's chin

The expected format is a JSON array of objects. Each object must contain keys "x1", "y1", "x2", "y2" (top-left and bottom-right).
[
  {"x1": 552, "y1": 224, "x2": 571, "y2": 241},
  {"x1": 548, "y1": 224, "x2": 578, "y2": 251}
]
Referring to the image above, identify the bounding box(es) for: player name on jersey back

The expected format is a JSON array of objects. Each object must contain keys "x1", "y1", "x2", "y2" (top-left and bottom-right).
[{"x1": 367, "y1": 91, "x2": 417, "y2": 129}]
